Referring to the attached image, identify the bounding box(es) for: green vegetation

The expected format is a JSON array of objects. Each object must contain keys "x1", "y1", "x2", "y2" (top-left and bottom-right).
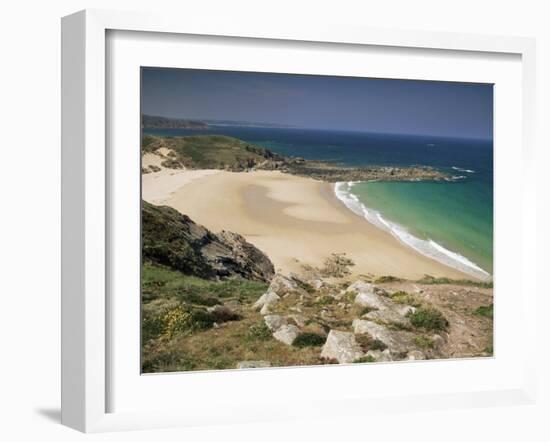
[
  {"x1": 319, "y1": 253, "x2": 355, "y2": 278},
  {"x1": 142, "y1": 263, "x2": 268, "y2": 304},
  {"x1": 353, "y1": 355, "x2": 376, "y2": 363},
  {"x1": 141, "y1": 135, "x2": 282, "y2": 170},
  {"x1": 408, "y1": 307, "x2": 449, "y2": 331},
  {"x1": 245, "y1": 322, "x2": 272, "y2": 342},
  {"x1": 418, "y1": 275, "x2": 493, "y2": 289},
  {"x1": 374, "y1": 275, "x2": 404, "y2": 284},
  {"x1": 369, "y1": 339, "x2": 387, "y2": 351},
  {"x1": 414, "y1": 336, "x2": 435, "y2": 349},
  {"x1": 314, "y1": 295, "x2": 335, "y2": 306},
  {"x1": 293, "y1": 332, "x2": 326, "y2": 348},
  {"x1": 389, "y1": 290, "x2": 421, "y2": 307},
  {"x1": 475, "y1": 304, "x2": 494, "y2": 319}
]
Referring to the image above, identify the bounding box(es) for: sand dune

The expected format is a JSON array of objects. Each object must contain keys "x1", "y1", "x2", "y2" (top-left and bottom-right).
[{"x1": 142, "y1": 169, "x2": 473, "y2": 280}]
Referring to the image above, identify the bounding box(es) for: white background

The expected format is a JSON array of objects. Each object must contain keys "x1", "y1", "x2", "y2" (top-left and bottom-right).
[{"x1": 0, "y1": 0, "x2": 548, "y2": 441}]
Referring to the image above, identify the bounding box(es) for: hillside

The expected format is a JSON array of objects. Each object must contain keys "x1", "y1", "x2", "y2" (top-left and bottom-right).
[
  {"x1": 142, "y1": 114, "x2": 209, "y2": 130},
  {"x1": 141, "y1": 134, "x2": 450, "y2": 181}
]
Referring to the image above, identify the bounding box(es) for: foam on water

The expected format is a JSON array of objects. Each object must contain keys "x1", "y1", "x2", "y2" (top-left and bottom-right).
[
  {"x1": 452, "y1": 166, "x2": 475, "y2": 173},
  {"x1": 334, "y1": 182, "x2": 491, "y2": 281}
]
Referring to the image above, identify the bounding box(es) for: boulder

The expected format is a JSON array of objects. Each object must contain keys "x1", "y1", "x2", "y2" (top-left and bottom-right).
[
  {"x1": 253, "y1": 291, "x2": 280, "y2": 311},
  {"x1": 321, "y1": 330, "x2": 364, "y2": 364},
  {"x1": 264, "y1": 314, "x2": 287, "y2": 332},
  {"x1": 352, "y1": 319, "x2": 418, "y2": 355},
  {"x1": 392, "y1": 304, "x2": 417, "y2": 317},
  {"x1": 363, "y1": 309, "x2": 411, "y2": 327},
  {"x1": 366, "y1": 349, "x2": 393, "y2": 362},
  {"x1": 206, "y1": 304, "x2": 239, "y2": 321},
  {"x1": 268, "y1": 273, "x2": 302, "y2": 295},
  {"x1": 287, "y1": 314, "x2": 307, "y2": 328},
  {"x1": 273, "y1": 324, "x2": 300, "y2": 346},
  {"x1": 236, "y1": 361, "x2": 271, "y2": 369},
  {"x1": 347, "y1": 282, "x2": 392, "y2": 310},
  {"x1": 407, "y1": 350, "x2": 426, "y2": 360}
]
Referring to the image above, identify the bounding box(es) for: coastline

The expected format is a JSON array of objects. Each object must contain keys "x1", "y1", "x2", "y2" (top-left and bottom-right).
[
  {"x1": 334, "y1": 181, "x2": 491, "y2": 280},
  {"x1": 142, "y1": 168, "x2": 482, "y2": 281}
]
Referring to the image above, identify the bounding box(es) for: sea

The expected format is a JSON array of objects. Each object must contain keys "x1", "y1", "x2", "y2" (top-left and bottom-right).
[{"x1": 144, "y1": 126, "x2": 493, "y2": 280}]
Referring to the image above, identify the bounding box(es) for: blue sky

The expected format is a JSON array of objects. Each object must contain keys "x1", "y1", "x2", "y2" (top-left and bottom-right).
[{"x1": 141, "y1": 67, "x2": 493, "y2": 140}]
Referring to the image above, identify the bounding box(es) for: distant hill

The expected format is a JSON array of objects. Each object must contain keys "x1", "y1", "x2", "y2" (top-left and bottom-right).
[
  {"x1": 141, "y1": 134, "x2": 450, "y2": 181},
  {"x1": 142, "y1": 114, "x2": 209, "y2": 130}
]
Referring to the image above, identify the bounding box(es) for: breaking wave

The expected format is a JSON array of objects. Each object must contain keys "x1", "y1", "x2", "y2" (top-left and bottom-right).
[{"x1": 334, "y1": 181, "x2": 491, "y2": 281}]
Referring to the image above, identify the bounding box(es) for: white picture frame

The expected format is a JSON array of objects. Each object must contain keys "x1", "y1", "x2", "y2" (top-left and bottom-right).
[{"x1": 61, "y1": 9, "x2": 537, "y2": 433}]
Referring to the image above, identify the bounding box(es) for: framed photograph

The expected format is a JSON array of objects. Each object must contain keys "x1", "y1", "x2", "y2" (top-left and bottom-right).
[{"x1": 61, "y1": 9, "x2": 537, "y2": 432}]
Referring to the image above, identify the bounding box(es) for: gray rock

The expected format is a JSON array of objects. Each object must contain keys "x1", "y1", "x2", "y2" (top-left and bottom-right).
[
  {"x1": 392, "y1": 304, "x2": 417, "y2": 316},
  {"x1": 253, "y1": 291, "x2": 280, "y2": 311},
  {"x1": 287, "y1": 314, "x2": 306, "y2": 328},
  {"x1": 407, "y1": 350, "x2": 426, "y2": 360},
  {"x1": 431, "y1": 334, "x2": 446, "y2": 349},
  {"x1": 236, "y1": 361, "x2": 271, "y2": 369},
  {"x1": 268, "y1": 274, "x2": 303, "y2": 295},
  {"x1": 366, "y1": 349, "x2": 393, "y2": 362},
  {"x1": 321, "y1": 330, "x2": 364, "y2": 364},
  {"x1": 347, "y1": 282, "x2": 392, "y2": 310},
  {"x1": 264, "y1": 314, "x2": 287, "y2": 332},
  {"x1": 364, "y1": 308, "x2": 411, "y2": 327},
  {"x1": 273, "y1": 324, "x2": 300, "y2": 346},
  {"x1": 352, "y1": 319, "x2": 417, "y2": 354}
]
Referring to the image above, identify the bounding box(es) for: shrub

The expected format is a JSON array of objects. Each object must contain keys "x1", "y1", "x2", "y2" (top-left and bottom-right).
[
  {"x1": 408, "y1": 307, "x2": 448, "y2": 331},
  {"x1": 319, "y1": 253, "x2": 355, "y2": 278},
  {"x1": 414, "y1": 336, "x2": 434, "y2": 349},
  {"x1": 246, "y1": 322, "x2": 272, "y2": 341},
  {"x1": 475, "y1": 304, "x2": 493, "y2": 319},
  {"x1": 369, "y1": 339, "x2": 387, "y2": 351},
  {"x1": 293, "y1": 332, "x2": 326, "y2": 348},
  {"x1": 418, "y1": 275, "x2": 493, "y2": 289},
  {"x1": 390, "y1": 291, "x2": 421, "y2": 307},
  {"x1": 374, "y1": 275, "x2": 403, "y2": 284},
  {"x1": 315, "y1": 295, "x2": 335, "y2": 306},
  {"x1": 353, "y1": 355, "x2": 376, "y2": 363}
]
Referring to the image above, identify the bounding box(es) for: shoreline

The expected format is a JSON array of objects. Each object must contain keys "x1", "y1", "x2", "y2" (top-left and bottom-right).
[
  {"x1": 333, "y1": 181, "x2": 491, "y2": 281},
  {"x1": 142, "y1": 168, "x2": 484, "y2": 281}
]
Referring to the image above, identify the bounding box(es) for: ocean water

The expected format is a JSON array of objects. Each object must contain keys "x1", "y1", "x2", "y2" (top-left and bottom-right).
[{"x1": 144, "y1": 126, "x2": 493, "y2": 278}]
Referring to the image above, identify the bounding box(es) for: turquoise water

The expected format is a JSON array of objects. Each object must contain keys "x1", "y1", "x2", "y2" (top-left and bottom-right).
[{"x1": 145, "y1": 127, "x2": 493, "y2": 278}]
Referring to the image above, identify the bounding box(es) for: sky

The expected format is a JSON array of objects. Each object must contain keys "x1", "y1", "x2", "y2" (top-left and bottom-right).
[{"x1": 141, "y1": 67, "x2": 493, "y2": 140}]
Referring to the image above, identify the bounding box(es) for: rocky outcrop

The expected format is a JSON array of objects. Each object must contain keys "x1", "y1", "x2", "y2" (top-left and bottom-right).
[
  {"x1": 142, "y1": 201, "x2": 275, "y2": 281},
  {"x1": 321, "y1": 330, "x2": 364, "y2": 363},
  {"x1": 353, "y1": 319, "x2": 419, "y2": 356},
  {"x1": 253, "y1": 291, "x2": 280, "y2": 313},
  {"x1": 273, "y1": 324, "x2": 300, "y2": 346}
]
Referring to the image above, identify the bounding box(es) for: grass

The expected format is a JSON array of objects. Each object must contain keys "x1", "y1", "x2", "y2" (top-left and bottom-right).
[
  {"x1": 474, "y1": 304, "x2": 494, "y2": 319},
  {"x1": 374, "y1": 275, "x2": 403, "y2": 284},
  {"x1": 353, "y1": 355, "x2": 376, "y2": 363},
  {"x1": 141, "y1": 135, "x2": 281, "y2": 171},
  {"x1": 245, "y1": 322, "x2": 273, "y2": 342},
  {"x1": 142, "y1": 262, "x2": 268, "y2": 305},
  {"x1": 292, "y1": 332, "x2": 326, "y2": 348},
  {"x1": 408, "y1": 307, "x2": 449, "y2": 331},
  {"x1": 414, "y1": 336, "x2": 435, "y2": 349},
  {"x1": 314, "y1": 295, "x2": 335, "y2": 306},
  {"x1": 389, "y1": 290, "x2": 421, "y2": 307},
  {"x1": 418, "y1": 275, "x2": 493, "y2": 289}
]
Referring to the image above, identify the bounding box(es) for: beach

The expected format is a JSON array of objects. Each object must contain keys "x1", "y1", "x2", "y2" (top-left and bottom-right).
[{"x1": 142, "y1": 168, "x2": 477, "y2": 280}]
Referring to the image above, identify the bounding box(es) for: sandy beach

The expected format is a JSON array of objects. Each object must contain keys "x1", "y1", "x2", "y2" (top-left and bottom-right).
[{"x1": 142, "y1": 168, "x2": 474, "y2": 280}]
